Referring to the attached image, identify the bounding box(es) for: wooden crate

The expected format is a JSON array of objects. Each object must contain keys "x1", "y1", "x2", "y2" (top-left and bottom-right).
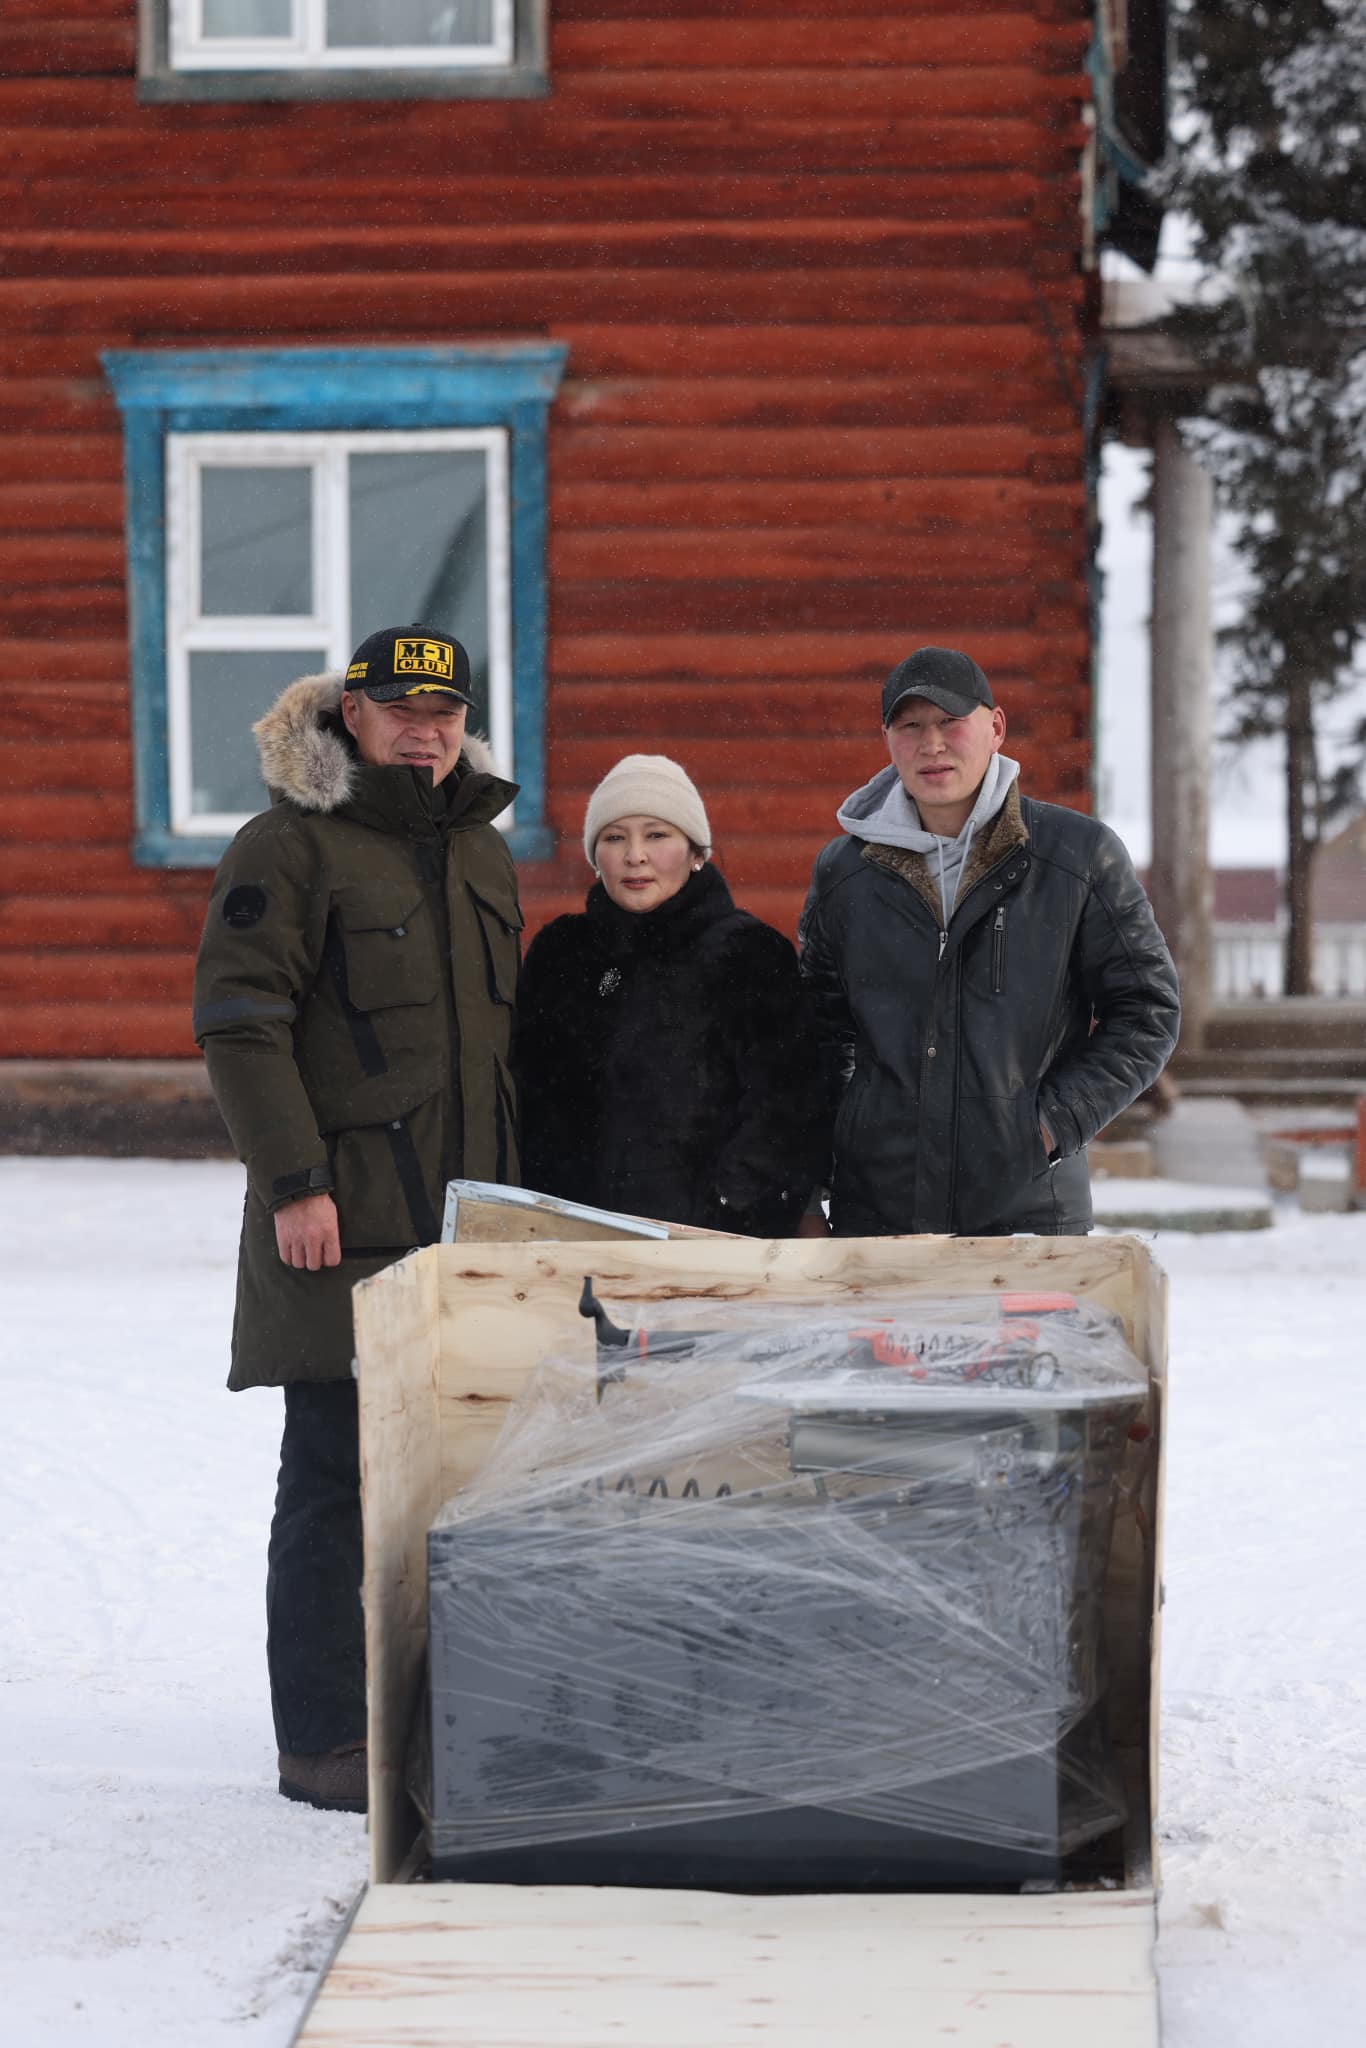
[{"x1": 297, "y1": 1232, "x2": 1167, "y2": 2047}]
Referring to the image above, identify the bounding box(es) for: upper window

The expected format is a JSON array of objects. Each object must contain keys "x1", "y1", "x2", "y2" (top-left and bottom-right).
[
  {"x1": 138, "y1": 0, "x2": 547, "y2": 100},
  {"x1": 103, "y1": 345, "x2": 567, "y2": 867},
  {"x1": 165, "y1": 428, "x2": 510, "y2": 837}
]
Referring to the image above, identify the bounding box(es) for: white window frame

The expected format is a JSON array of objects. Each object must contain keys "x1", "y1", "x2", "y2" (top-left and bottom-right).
[
  {"x1": 170, "y1": 0, "x2": 515, "y2": 70},
  {"x1": 165, "y1": 426, "x2": 512, "y2": 839}
]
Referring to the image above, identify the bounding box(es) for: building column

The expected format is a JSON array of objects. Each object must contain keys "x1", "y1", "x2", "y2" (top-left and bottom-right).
[{"x1": 1149, "y1": 414, "x2": 1215, "y2": 1049}]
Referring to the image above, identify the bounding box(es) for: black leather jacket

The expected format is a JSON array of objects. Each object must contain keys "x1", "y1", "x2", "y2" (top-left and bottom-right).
[{"x1": 798, "y1": 784, "x2": 1180, "y2": 1236}]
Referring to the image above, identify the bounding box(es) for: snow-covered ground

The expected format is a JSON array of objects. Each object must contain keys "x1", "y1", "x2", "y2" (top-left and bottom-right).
[{"x1": 3, "y1": 1157, "x2": 1363, "y2": 2045}]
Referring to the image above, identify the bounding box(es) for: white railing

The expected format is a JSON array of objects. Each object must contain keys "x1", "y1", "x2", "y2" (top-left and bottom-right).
[{"x1": 1214, "y1": 924, "x2": 1366, "y2": 998}]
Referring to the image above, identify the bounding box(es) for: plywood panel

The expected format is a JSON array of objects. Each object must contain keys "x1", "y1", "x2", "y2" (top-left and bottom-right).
[{"x1": 295, "y1": 1883, "x2": 1159, "y2": 2047}]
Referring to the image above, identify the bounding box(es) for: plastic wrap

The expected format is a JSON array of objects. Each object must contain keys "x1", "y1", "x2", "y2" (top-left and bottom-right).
[{"x1": 422, "y1": 1289, "x2": 1149, "y2": 1887}]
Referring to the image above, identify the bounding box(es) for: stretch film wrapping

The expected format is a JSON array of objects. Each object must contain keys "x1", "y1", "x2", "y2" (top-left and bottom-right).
[{"x1": 422, "y1": 1292, "x2": 1149, "y2": 1872}]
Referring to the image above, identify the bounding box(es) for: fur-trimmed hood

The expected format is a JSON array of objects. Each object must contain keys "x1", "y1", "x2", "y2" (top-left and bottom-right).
[{"x1": 252, "y1": 670, "x2": 501, "y2": 814}]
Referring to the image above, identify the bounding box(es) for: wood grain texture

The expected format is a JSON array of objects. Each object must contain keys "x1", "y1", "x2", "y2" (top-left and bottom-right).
[
  {"x1": 2, "y1": 5, "x2": 1097, "y2": 1050},
  {"x1": 296, "y1": 1883, "x2": 1159, "y2": 2047}
]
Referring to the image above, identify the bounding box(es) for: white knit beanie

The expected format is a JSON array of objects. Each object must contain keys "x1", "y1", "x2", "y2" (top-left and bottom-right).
[{"x1": 582, "y1": 754, "x2": 712, "y2": 866}]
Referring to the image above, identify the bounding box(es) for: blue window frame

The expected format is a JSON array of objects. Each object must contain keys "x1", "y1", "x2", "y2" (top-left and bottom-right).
[{"x1": 103, "y1": 344, "x2": 566, "y2": 865}]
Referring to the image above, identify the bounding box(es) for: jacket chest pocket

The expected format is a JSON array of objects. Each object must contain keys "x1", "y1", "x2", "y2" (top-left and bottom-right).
[
  {"x1": 334, "y1": 885, "x2": 439, "y2": 1011},
  {"x1": 467, "y1": 877, "x2": 523, "y2": 1006}
]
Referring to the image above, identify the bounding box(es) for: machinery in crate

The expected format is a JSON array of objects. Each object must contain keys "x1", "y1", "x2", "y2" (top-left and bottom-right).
[{"x1": 415, "y1": 1283, "x2": 1149, "y2": 1893}]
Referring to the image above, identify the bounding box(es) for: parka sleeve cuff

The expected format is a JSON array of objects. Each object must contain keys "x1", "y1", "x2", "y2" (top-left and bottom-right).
[{"x1": 268, "y1": 1163, "x2": 336, "y2": 1212}]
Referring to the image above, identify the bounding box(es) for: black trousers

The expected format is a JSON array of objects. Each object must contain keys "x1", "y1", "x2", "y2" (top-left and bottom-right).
[{"x1": 266, "y1": 1379, "x2": 366, "y2": 1757}]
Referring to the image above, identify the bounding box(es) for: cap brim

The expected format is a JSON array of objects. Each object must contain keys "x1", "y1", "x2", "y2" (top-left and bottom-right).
[
  {"x1": 361, "y1": 679, "x2": 476, "y2": 708},
  {"x1": 884, "y1": 683, "x2": 983, "y2": 722}
]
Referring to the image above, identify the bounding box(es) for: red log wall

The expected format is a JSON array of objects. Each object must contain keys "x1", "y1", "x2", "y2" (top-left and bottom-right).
[{"x1": 0, "y1": 0, "x2": 1097, "y2": 1059}]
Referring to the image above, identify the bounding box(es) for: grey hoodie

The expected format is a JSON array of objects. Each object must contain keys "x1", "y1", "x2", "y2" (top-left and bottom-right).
[{"x1": 835, "y1": 753, "x2": 1022, "y2": 928}]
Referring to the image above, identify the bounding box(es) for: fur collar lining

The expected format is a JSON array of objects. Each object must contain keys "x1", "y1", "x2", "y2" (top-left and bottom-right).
[
  {"x1": 862, "y1": 782, "x2": 1028, "y2": 918},
  {"x1": 252, "y1": 670, "x2": 499, "y2": 814}
]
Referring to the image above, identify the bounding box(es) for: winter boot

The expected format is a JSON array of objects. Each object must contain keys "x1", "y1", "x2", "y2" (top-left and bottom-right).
[{"x1": 278, "y1": 1739, "x2": 368, "y2": 1813}]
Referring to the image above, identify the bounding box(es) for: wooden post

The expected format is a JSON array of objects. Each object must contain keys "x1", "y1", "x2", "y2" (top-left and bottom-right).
[{"x1": 1149, "y1": 415, "x2": 1215, "y2": 1049}]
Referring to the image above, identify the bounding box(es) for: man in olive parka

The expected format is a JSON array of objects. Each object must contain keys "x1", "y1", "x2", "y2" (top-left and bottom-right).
[{"x1": 194, "y1": 623, "x2": 522, "y2": 1814}]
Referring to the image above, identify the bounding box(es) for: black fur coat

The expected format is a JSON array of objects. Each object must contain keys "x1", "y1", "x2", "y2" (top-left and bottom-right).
[{"x1": 516, "y1": 864, "x2": 826, "y2": 1234}]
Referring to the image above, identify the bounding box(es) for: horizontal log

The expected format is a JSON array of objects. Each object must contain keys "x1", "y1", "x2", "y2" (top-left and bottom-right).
[
  {"x1": 0, "y1": 953, "x2": 193, "y2": 1005},
  {"x1": 549, "y1": 528, "x2": 1050, "y2": 580},
  {"x1": 0, "y1": 170, "x2": 1044, "y2": 232},
  {"x1": 7, "y1": 684, "x2": 128, "y2": 740},
  {"x1": 0, "y1": 479, "x2": 124, "y2": 530},
  {"x1": 0, "y1": 790, "x2": 131, "y2": 842},
  {"x1": 2, "y1": 535, "x2": 125, "y2": 582},
  {"x1": 0, "y1": 845, "x2": 188, "y2": 891},
  {"x1": 557, "y1": 0, "x2": 1031, "y2": 14},
  {"x1": 5, "y1": 118, "x2": 1087, "y2": 181},
  {"x1": 556, "y1": 375, "x2": 1074, "y2": 431},
  {"x1": 548, "y1": 681, "x2": 1085, "y2": 741},
  {"x1": 0, "y1": 738, "x2": 128, "y2": 793},
  {"x1": 1, "y1": 637, "x2": 129, "y2": 680},
  {"x1": 555, "y1": 322, "x2": 1058, "y2": 377},
  {"x1": 0, "y1": 67, "x2": 1085, "y2": 124},
  {"x1": 0, "y1": 1004, "x2": 197, "y2": 1061},
  {"x1": 0, "y1": 266, "x2": 1077, "y2": 336},
  {"x1": 0, "y1": 0, "x2": 131, "y2": 22},
  {"x1": 553, "y1": 17, "x2": 1089, "y2": 68},
  {"x1": 552, "y1": 423, "x2": 1061, "y2": 482},
  {"x1": 0, "y1": 217, "x2": 1048, "y2": 280},
  {"x1": 0, "y1": 592, "x2": 126, "y2": 636},
  {"x1": 549, "y1": 628, "x2": 1085, "y2": 679},
  {"x1": 553, "y1": 477, "x2": 1085, "y2": 534},
  {"x1": 0, "y1": 378, "x2": 113, "y2": 434},
  {"x1": 0, "y1": 893, "x2": 208, "y2": 949},
  {"x1": 0, "y1": 436, "x2": 122, "y2": 482},
  {"x1": 551, "y1": 578, "x2": 1038, "y2": 632},
  {"x1": 0, "y1": 25, "x2": 135, "y2": 73}
]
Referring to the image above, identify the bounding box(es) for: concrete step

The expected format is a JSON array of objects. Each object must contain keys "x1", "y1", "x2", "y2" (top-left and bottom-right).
[{"x1": 1174, "y1": 1047, "x2": 1366, "y2": 1083}]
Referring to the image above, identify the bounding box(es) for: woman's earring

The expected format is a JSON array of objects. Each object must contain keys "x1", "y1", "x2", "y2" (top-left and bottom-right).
[{"x1": 692, "y1": 860, "x2": 703, "y2": 871}]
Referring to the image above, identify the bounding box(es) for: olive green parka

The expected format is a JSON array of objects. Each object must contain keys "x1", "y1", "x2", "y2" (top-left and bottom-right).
[{"x1": 193, "y1": 672, "x2": 522, "y2": 1390}]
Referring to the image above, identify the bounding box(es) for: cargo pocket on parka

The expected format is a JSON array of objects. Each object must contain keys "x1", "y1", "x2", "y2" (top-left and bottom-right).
[
  {"x1": 467, "y1": 878, "x2": 524, "y2": 1007},
  {"x1": 334, "y1": 885, "x2": 440, "y2": 1013}
]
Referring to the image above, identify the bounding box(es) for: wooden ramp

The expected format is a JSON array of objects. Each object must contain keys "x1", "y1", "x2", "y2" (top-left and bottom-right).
[{"x1": 296, "y1": 1882, "x2": 1159, "y2": 2047}]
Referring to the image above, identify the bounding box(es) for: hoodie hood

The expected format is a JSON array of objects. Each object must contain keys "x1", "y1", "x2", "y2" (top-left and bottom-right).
[
  {"x1": 251, "y1": 670, "x2": 502, "y2": 815},
  {"x1": 836, "y1": 751, "x2": 1021, "y2": 852},
  {"x1": 836, "y1": 752, "x2": 1022, "y2": 925}
]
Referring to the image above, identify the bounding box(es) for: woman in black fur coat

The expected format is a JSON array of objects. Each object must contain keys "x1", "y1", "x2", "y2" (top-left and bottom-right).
[{"x1": 516, "y1": 754, "x2": 827, "y2": 1235}]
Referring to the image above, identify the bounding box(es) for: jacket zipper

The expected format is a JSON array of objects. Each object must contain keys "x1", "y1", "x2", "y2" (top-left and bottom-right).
[{"x1": 991, "y1": 905, "x2": 1006, "y2": 992}]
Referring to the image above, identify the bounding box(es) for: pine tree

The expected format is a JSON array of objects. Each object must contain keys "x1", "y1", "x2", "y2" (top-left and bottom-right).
[{"x1": 1167, "y1": 0, "x2": 1366, "y2": 993}]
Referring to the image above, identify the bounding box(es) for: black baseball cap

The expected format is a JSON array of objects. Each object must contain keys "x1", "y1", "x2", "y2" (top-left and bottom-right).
[
  {"x1": 343, "y1": 624, "x2": 476, "y2": 707},
  {"x1": 882, "y1": 646, "x2": 995, "y2": 725}
]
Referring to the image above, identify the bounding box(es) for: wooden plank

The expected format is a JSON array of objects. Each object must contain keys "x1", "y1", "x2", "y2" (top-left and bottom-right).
[
  {"x1": 0, "y1": 24, "x2": 135, "y2": 72},
  {"x1": 555, "y1": 322, "x2": 1057, "y2": 376},
  {"x1": 352, "y1": 1253, "x2": 445, "y2": 1892},
  {"x1": 0, "y1": 267, "x2": 1076, "y2": 333},
  {"x1": 550, "y1": 627, "x2": 1086, "y2": 679},
  {"x1": 0, "y1": 1001, "x2": 194, "y2": 1058},
  {"x1": 552, "y1": 16, "x2": 1082, "y2": 67},
  {"x1": 296, "y1": 1883, "x2": 1159, "y2": 2048},
  {"x1": 0, "y1": 738, "x2": 129, "y2": 791},
  {"x1": 0, "y1": 893, "x2": 206, "y2": 949},
  {"x1": 0, "y1": 951, "x2": 191, "y2": 1004},
  {"x1": 549, "y1": 579, "x2": 1040, "y2": 634},
  {"x1": 553, "y1": 476, "x2": 1082, "y2": 530},
  {"x1": 552, "y1": 424, "x2": 1059, "y2": 482},
  {"x1": 0, "y1": 219, "x2": 1051, "y2": 276},
  {"x1": 5, "y1": 120, "x2": 1085, "y2": 181},
  {"x1": 0, "y1": 171, "x2": 1045, "y2": 231},
  {"x1": 551, "y1": 528, "x2": 1051, "y2": 579},
  {"x1": 556, "y1": 375, "x2": 1075, "y2": 431},
  {"x1": 556, "y1": 0, "x2": 1033, "y2": 15}
]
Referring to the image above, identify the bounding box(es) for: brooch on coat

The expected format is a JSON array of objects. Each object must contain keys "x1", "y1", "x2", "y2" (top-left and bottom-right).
[{"x1": 597, "y1": 967, "x2": 623, "y2": 997}]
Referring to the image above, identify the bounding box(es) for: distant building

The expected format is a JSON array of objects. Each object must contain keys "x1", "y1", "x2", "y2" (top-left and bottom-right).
[{"x1": 1207, "y1": 820, "x2": 1366, "y2": 997}]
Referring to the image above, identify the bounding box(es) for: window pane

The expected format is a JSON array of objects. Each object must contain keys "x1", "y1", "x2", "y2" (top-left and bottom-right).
[
  {"x1": 202, "y1": 0, "x2": 293, "y2": 36},
  {"x1": 347, "y1": 450, "x2": 492, "y2": 734},
  {"x1": 200, "y1": 466, "x2": 313, "y2": 617},
  {"x1": 188, "y1": 647, "x2": 327, "y2": 815},
  {"x1": 325, "y1": 0, "x2": 494, "y2": 48}
]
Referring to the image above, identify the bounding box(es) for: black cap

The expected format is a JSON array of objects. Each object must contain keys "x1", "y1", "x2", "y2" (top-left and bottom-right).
[
  {"x1": 882, "y1": 646, "x2": 994, "y2": 725},
  {"x1": 343, "y1": 624, "x2": 476, "y2": 707}
]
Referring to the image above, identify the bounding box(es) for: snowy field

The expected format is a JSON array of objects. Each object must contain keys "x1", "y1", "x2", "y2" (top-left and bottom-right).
[{"x1": 3, "y1": 1156, "x2": 1363, "y2": 2046}]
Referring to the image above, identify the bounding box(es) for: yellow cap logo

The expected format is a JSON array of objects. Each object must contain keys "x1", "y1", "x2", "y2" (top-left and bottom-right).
[
  {"x1": 394, "y1": 637, "x2": 454, "y2": 680},
  {"x1": 345, "y1": 659, "x2": 368, "y2": 682}
]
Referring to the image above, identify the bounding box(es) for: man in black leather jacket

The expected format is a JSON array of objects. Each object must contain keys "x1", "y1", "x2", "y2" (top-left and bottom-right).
[{"x1": 798, "y1": 647, "x2": 1180, "y2": 1236}]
